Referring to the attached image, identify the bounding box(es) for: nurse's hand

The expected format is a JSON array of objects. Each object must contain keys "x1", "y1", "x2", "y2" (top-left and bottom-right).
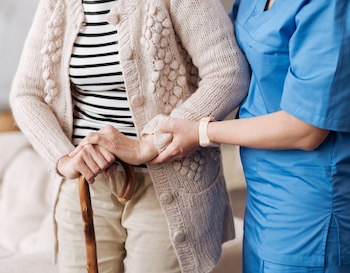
[
  {"x1": 58, "y1": 145, "x2": 116, "y2": 184},
  {"x1": 69, "y1": 125, "x2": 158, "y2": 166},
  {"x1": 150, "y1": 119, "x2": 200, "y2": 163}
]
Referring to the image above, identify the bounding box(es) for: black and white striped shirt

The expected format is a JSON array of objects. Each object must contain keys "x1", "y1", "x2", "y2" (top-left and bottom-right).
[{"x1": 70, "y1": 0, "x2": 146, "y2": 170}]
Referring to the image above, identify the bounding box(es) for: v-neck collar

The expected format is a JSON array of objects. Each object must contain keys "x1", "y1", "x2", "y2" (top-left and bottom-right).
[{"x1": 244, "y1": 0, "x2": 286, "y2": 32}]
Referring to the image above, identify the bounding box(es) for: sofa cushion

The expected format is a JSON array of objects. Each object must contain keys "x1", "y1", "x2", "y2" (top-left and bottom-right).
[
  {"x1": 0, "y1": 132, "x2": 53, "y2": 254},
  {"x1": 0, "y1": 251, "x2": 58, "y2": 273}
]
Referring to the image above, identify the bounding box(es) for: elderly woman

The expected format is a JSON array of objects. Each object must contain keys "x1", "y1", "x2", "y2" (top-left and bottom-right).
[{"x1": 10, "y1": 0, "x2": 250, "y2": 272}]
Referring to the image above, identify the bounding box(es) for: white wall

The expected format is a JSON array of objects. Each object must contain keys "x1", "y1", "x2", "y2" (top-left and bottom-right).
[{"x1": 0, "y1": 0, "x2": 39, "y2": 111}]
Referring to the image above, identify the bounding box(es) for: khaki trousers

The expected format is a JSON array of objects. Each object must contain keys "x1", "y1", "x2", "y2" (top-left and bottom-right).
[{"x1": 55, "y1": 171, "x2": 180, "y2": 273}]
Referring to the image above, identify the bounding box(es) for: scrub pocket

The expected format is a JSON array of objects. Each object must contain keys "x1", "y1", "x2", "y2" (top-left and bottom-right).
[
  {"x1": 243, "y1": 224, "x2": 350, "y2": 273},
  {"x1": 262, "y1": 224, "x2": 350, "y2": 273},
  {"x1": 252, "y1": 162, "x2": 333, "y2": 266}
]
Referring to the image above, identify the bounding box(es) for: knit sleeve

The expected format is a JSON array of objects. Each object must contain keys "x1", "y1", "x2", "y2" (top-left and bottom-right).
[
  {"x1": 9, "y1": 0, "x2": 74, "y2": 173},
  {"x1": 142, "y1": 0, "x2": 250, "y2": 152}
]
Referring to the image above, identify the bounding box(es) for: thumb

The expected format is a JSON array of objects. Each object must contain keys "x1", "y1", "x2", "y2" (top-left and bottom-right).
[
  {"x1": 157, "y1": 121, "x2": 174, "y2": 134},
  {"x1": 69, "y1": 144, "x2": 83, "y2": 157}
]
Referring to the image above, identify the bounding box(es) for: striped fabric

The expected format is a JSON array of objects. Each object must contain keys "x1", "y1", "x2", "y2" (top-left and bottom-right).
[{"x1": 70, "y1": 0, "x2": 146, "y2": 170}]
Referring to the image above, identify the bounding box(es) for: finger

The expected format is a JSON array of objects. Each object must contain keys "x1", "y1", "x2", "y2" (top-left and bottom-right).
[
  {"x1": 98, "y1": 145, "x2": 116, "y2": 163},
  {"x1": 150, "y1": 143, "x2": 178, "y2": 163},
  {"x1": 80, "y1": 165, "x2": 96, "y2": 184},
  {"x1": 105, "y1": 162, "x2": 118, "y2": 177},
  {"x1": 84, "y1": 145, "x2": 114, "y2": 174},
  {"x1": 72, "y1": 155, "x2": 96, "y2": 184},
  {"x1": 81, "y1": 132, "x2": 102, "y2": 146},
  {"x1": 157, "y1": 121, "x2": 175, "y2": 134},
  {"x1": 96, "y1": 145, "x2": 116, "y2": 169},
  {"x1": 57, "y1": 155, "x2": 80, "y2": 179},
  {"x1": 99, "y1": 124, "x2": 116, "y2": 133},
  {"x1": 69, "y1": 132, "x2": 101, "y2": 157},
  {"x1": 69, "y1": 145, "x2": 83, "y2": 157},
  {"x1": 79, "y1": 132, "x2": 105, "y2": 148},
  {"x1": 88, "y1": 132, "x2": 118, "y2": 156},
  {"x1": 79, "y1": 146, "x2": 104, "y2": 180}
]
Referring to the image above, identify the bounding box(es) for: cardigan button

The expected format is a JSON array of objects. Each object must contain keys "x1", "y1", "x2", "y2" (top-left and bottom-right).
[
  {"x1": 124, "y1": 48, "x2": 134, "y2": 61},
  {"x1": 107, "y1": 4, "x2": 120, "y2": 25},
  {"x1": 160, "y1": 192, "x2": 173, "y2": 204},
  {"x1": 131, "y1": 94, "x2": 144, "y2": 107},
  {"x1": 173, "y1": 231, "x2": 186, "y2": 243},
  {"x1": 107, "y1": 12, "x2": 119, "y2": 25}
]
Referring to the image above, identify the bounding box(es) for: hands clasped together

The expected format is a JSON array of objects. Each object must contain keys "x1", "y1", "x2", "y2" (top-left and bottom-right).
[
  {"x1": 57, "y1": 125, "x2": 156, "y2": 183},
  {"x1": 57, "y1": 120, "x2": 200, "y2": 184}
]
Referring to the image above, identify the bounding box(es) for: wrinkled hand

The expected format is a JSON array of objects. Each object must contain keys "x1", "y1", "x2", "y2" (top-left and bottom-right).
[
  {"x1": 150, "y1": 119, "x2": 200, "y2": 163},
  {"x1": 69, "y1": 125, "x2": 158, "y2": 166},
  {"x1": 58, "y1": 144, "x2": 116, "y2": 184}
]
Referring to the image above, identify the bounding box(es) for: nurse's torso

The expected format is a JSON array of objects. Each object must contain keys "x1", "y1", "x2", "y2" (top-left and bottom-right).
[{"x1": 234, "y1": 0, "x2": 350, "y2": 267}]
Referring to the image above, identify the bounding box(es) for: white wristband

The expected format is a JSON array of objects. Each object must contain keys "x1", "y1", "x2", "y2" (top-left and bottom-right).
[{"x1": 199, "y1": 117, "x2": 219, "y2": 148}]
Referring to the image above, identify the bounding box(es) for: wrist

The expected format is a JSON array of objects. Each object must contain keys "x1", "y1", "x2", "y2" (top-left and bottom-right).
[
  {"x1": 138, "y1": 135, "x2": 158, "y2": 163},
  {"x1": 198, "y1": 117, "x2": 220, "y2": 148}
]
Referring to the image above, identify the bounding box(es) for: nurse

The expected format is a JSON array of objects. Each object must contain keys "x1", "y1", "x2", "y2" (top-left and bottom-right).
[{"x1": 144, "y1": 0, "x2": 350, "y2": 272}]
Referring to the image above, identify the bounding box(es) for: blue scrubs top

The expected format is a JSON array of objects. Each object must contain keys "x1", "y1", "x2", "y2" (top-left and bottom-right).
[{"x1": 231, "y1": 0, "x2": 350, "y2": 267}]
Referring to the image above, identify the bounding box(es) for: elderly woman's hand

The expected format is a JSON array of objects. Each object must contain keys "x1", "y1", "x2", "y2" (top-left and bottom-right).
[
  {"x1": 69, "y1": 125, "x2": 158, "y2": 166},
  {"x1": 58, "y1": 144, "x2": 116, "y2": 184}
]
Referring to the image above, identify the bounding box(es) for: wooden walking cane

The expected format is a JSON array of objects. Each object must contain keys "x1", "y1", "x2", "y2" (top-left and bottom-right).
[{"x1": 78, "y1": 159, "x2": 136, "y2": 273}]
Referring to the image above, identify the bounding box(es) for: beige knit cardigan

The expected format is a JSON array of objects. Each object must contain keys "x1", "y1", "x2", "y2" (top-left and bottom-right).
[{"x1": 10, "y1": 0, "x2": 250, "y2": 272}]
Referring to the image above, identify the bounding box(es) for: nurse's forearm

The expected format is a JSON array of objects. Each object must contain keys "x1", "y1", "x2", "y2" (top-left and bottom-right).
[{"x1": 208, "y1": 110, "x2": 329, "y2": 151}]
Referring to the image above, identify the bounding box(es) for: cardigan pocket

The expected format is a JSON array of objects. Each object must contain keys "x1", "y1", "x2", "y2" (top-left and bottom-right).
[
  {"x1": 170, "y1": 147, "x2": 222, "y2": 194},
  {"x1": 187, "y1": 170, "x2": 232, "y2": 242}
]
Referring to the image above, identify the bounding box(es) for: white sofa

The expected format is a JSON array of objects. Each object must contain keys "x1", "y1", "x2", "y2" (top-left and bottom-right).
[
  {"x1": 0, "y1": 131, "x2": 243, "y2": 273},
  {"x1": 0, "y1": 131, "x2": 57, "y2": 272}
]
